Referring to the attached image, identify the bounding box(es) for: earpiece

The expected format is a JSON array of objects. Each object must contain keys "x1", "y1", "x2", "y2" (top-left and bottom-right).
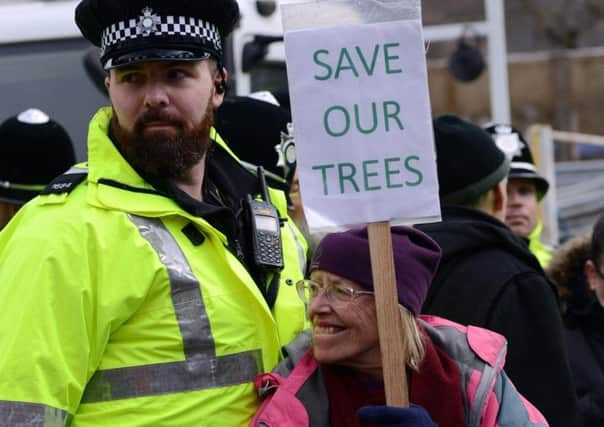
[{"x1": 216, "y1": 82, "x2": 226, "y2": 94}]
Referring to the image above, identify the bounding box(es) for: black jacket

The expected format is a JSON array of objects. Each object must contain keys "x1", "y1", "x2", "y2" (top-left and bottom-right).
[
  {"x1": 418, "y1": 206, "x2": 577, "y2": 427},
  {"x1": 565, "y1": 301, "x2": 604, "y2": 426}
]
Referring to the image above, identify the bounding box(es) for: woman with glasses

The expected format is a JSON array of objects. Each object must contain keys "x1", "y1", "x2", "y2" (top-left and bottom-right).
[
  {"x1": 251, "y1": 225, "x2": 548, "y2": 427},
  {"x1": 548, "y1": 213, "x2": 604, "y2": 426}
]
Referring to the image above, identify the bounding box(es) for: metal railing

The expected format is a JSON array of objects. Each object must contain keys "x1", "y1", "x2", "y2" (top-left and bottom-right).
[{"x1": 528, "y1": 125, "x2": 604, "y2": 244}]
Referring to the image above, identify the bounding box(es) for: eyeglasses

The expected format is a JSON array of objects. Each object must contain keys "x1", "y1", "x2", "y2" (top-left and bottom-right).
[{"x1": 295, "y1": 279, "x2": 374, "y2": 304}]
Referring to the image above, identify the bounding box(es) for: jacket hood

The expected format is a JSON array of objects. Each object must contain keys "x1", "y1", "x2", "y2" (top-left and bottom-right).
[{"x1": 417, "y1": 206, "x2": 543, "y2": 273}]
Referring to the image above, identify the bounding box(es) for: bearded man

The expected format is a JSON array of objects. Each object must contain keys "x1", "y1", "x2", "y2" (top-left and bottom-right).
[{"x1": 0, "y1": 0, "x2": 308, "y2": 425}]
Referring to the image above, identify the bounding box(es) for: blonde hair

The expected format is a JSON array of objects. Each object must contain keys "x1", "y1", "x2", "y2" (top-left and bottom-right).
[{"x1": 399, "y1": 305, "x2": 426, "y2": 371}]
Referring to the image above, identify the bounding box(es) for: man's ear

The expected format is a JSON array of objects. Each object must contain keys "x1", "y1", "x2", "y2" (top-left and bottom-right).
[
  {"x1": 493, "y1": 182, "x2": 505, "y2": 211},
  {"x1": 104, "y1": 76, "x2": 111, "y2": 91},
  {"x1": 585, "y1": 259, "x2": 598, "y2": 291},
  {"x1": 212, "y1": 67, "x2": 228, "y2": 108},
  {"x1": 491, "y1": 180, "x2": 507, "y2": 221}
]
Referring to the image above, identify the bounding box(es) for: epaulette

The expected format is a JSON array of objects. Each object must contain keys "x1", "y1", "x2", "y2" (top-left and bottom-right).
[{"x1": 40, "y1": 166, "x2": 88, "y2": 196}]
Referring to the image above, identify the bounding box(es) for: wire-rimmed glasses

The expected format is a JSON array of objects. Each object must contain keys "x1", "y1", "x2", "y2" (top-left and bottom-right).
[{"x1": 295, "y1": 279, "x2": 374, "y2": 304}]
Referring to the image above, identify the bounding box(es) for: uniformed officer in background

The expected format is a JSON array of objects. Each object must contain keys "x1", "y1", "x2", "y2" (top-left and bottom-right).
[
  {"x1": 485, "y1": 123, "x2": 553, "y2": 267},
  {"x1": 0, "y1": 108, "x2": 75, "y2": 229},
  {"x1": 0, "y1": 0, "x2": 307, "y2": 425}
]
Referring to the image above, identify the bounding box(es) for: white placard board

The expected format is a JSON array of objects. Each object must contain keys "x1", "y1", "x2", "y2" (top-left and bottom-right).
[{"x1": 284, "y1": 18, "x2": 440, "y2": 231}]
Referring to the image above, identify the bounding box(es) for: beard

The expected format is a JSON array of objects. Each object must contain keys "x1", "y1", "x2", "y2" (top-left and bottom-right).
[{"x1": 111, "y1": 102, "x2": 214, "y2": 182}]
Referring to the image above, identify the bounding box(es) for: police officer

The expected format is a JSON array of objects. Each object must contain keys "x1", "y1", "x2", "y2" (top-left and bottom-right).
[
  {"x1": 0, "y1": 108, "x2": 75, "y2": 229},
  {"x1": 0, "y1": 1, "x2": 307, "y2": 425},
  {"x1": 485, "y1": 123, "x2": 553, "y2": 267}
]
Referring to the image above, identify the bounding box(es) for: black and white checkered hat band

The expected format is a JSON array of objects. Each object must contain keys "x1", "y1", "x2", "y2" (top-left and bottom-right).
[{"x1": 100, "y1": 15, "x2": 221, "y2": 56}]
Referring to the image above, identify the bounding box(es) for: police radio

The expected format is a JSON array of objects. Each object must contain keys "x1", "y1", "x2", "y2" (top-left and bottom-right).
[{"x1": 247, "y1": 167, "x2": 284, "y2": 270}]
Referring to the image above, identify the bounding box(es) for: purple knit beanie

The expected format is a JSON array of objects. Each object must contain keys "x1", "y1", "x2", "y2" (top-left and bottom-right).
[{"x1": 310, "y1": 226, "x2": 442, "y2": 315}]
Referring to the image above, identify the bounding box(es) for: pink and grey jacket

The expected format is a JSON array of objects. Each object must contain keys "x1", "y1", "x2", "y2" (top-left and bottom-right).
[{"x1": 251, "y1": 315, "x2": 548, "y2": 427}]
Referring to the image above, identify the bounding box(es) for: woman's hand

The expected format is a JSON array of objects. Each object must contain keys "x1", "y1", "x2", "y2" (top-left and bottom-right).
[{"x1": 356, "y1": 404, "x2": 436, "y2": 427}]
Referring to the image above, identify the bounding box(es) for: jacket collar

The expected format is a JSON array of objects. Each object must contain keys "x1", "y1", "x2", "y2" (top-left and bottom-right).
[
  {"x1": 85, "y1": 107, "x2": 257, "y2": 220},
  {"x1": 86, "y1": 108, "x2": 178, "y2": 215}
]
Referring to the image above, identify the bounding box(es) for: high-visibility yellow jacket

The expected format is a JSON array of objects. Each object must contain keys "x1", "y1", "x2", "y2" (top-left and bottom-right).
[
  {"x1": 528, "y1": 221, "x2": 553, "y2": 269},
  {"x1": 0, "y1": 108, "x2": 308, "y2": 426}
]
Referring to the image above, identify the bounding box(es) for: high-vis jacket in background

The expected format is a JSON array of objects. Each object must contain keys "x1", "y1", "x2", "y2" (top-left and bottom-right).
[
  {"x1": 0, "y1": 107, "x2": 308, "y2": 426},
  {"x1": 528, "y1": 221, "x2": 553, "y2": 268}
]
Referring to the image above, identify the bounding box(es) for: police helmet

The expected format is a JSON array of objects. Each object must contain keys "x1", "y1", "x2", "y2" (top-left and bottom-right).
[{"x1": 0, "y1": 109, "x2": 76, "y2": 205}]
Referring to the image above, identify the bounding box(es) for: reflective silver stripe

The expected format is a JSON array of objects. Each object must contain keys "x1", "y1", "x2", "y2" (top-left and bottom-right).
[
  {"x1": 0, "y1": 401, "x2": 72, "y2": 426},
  {"x1": 82, "y1": 351, "x2": 261, "y2": 402},
  {"x1": 63, "y1": 166, "x2": 88, "y2": 175},
  {"x1": 287, "y1": 222, "x2": 307, "y2": 275},
  {"x1": 131, "y1": 214, "x2": 212, "y2": 360},
  {"x1": 82, "y1": 215, "x2": 262, "y2": 403}
]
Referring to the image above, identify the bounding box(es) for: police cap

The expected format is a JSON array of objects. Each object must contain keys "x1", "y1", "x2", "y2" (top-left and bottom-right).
[
  {"x1": 75, "y1": 0, "x2": 240, "y2": 69},
  {"x1": 0, "y1": 109, "x2": 76, "y2": 205}
]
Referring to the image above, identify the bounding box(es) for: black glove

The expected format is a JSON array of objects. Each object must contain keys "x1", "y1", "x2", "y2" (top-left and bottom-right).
[{"x1": 357, "y1": 404, "x2": 436, "y2": 427}]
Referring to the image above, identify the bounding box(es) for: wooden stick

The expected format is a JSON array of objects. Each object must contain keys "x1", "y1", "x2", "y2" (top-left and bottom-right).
[{"x1": 367, "y1": 221, "x2": 409, "y2": 407}]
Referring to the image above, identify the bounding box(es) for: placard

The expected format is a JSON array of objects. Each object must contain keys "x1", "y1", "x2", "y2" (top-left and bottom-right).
[{"x1": 285, "y1": 19, "x2": 440, "y2": 230}]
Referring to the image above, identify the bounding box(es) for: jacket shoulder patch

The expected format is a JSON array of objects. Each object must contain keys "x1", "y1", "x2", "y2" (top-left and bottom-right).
[{"x1": 40, "y1": 167, "x2": 88, "y2": 196}]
